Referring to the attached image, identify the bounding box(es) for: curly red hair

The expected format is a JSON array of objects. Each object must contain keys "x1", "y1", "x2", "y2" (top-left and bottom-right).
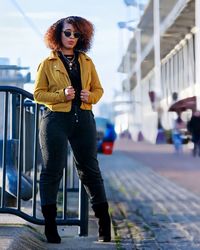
[{"x1": 44, "y1": 16, "x2": 94, "y2": 52}]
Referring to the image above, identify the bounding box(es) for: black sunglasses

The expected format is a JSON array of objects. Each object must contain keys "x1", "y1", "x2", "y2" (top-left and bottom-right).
[{"x1": 63, "y1": 30, "x2": 81, "y2": 39}]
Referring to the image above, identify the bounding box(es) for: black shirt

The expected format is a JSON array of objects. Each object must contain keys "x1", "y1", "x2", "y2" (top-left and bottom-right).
[{"x1": 58, "y1": 51, "x2": 82, "y2": 107}]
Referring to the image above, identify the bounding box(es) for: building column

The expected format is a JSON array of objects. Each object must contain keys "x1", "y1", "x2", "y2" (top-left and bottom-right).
[
  {"x1": 153, "y1": 0, "x2": 161, "y2": 99},
  {"x1": 195, "y1": 0, "x2": 200, "y2": 110},
  {"x1": 135, "y1": 28, "x2": 143, "y2": 140},
  {"x1": 154, "y1": 0, "x2": 166, "y2": 144}
]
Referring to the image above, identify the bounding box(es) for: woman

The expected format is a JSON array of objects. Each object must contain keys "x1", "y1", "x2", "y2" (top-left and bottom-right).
[{"x1": 34, "y1": 16, "x2": 111, "y2": 243}]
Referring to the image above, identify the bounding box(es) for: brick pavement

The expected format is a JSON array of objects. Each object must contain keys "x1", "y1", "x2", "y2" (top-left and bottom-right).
[
  {"x1": 99, "y1": 141, "x2": 200, "y2": 250},
  {"x1": 114, "y1": 139, "x2": 200, "y2": 196}
]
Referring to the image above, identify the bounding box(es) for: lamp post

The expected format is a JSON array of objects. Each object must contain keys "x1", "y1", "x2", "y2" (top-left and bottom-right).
[
  {"x1": 117, "y1": 20, "x2": 135, "y2": 127},
  {"x1": 117, "y1": 20, "x2": 138, "y2": 30},
  {"x1": 115, "y1": 0, "x2": 147, "y2": 139},
  {"x1": 117, "y1": 17, "x2": 144, "y2": 140},
  {"x1": 123, "y1": 0, "x2": 146, "y2": 13}
]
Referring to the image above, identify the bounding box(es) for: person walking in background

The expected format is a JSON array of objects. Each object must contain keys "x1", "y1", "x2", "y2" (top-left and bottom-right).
[
  {"x1": 103, "y1": 123, "x2": 117, "y2": 142},
  {"x1": 97, "y1": 123, "x2": 117, "y2": 153},
  {"x1": 34, "y1": 16, "x2": 111, "y2": 243},
  {"x1": 187, "y1": 110, "x2": 200, "y2": 156},
  {"x1": 172, "y1": 114, "x2": 185, "y2": 153}
]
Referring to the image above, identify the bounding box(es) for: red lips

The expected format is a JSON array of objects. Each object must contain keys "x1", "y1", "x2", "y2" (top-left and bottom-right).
[{"x1": 68, "y1": 41, "x2": 75, "y2": 45}]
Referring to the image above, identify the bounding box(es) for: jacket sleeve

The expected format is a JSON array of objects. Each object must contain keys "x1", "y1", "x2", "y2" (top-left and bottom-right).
[
  {"x1": 87, "y1": 61, "x2": 104, "y2": 104},
  {"x1": 33, "y1": 61, "x2": 66, "y2": 105}
]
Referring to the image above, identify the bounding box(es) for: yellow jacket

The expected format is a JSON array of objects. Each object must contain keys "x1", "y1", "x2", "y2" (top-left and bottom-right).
[{"x1": 34, "y1": 51, "x2": 104, "y2": 112}]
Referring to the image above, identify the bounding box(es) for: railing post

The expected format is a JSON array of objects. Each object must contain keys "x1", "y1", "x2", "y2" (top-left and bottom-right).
[
  {"x1": 1, "y1": 92, "x2": 9, "y2": 207},
  {"x1": 32, "y1": 104, "x2": 39, "y2": 218},
  {"x1": 16, "y1": 95, "x2": 24, "y2": 209},
  {"x1": 78, "y1": 181, "x2": 88, "y2": 236},
  {"x1": 11, "y1": 94, "x2": 18, "y2": 139},
  {"x1": 62, "y1": 144, "x2": 68, "y2": 220}
]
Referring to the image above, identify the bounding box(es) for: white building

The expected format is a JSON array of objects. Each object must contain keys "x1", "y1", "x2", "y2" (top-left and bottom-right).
[{"x1": 117, "y1": 0, "x2": 199, "y2": 143}]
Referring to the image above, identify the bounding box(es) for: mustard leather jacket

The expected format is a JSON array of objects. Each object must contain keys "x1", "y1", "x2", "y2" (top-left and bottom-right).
[{"x1": 33, "y1": 51, "x2": 104, "y2": 112}]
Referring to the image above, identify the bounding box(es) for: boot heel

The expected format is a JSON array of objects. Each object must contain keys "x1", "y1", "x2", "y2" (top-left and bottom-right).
[
  {"x1": 92, "y1": 202, "x2": 111, "y2": 242},
  {"x1": 42, "y1": 204, "x2": 61, "y2": 243}
]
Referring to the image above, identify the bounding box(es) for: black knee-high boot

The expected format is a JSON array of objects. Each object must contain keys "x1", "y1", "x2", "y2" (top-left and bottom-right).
[
  {"x1": 41, "y1": 204, "x2": 61, "y2": 243},
  {"x1": 92, "y1": 202, "x2": 111, "y2": 242}
]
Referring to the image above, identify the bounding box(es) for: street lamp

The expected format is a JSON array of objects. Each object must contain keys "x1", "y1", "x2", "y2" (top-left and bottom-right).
[
  {"x1": 117, "y1": 20, "x2": 138, "y2": 30},
  {"x1": 116, "y1": 20, "x2": 137, "y2": 135},
  {"x1": 116, "y1": 0, "x2": 145, "y2": 139},
  {"x1": 117, "y1": 16, "x2": 144, "y2": 141},
  {"x1": 123, "y1": 0, "x2": 146, "y2": 10},
  {"x1": 124, "y1": 0, "x2": 137, "y2": 6}
]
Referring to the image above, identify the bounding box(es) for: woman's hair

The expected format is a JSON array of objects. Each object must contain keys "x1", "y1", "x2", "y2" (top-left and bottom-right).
[{"x1": 44, "y1": 16, "x2": 94, "y2": 52}]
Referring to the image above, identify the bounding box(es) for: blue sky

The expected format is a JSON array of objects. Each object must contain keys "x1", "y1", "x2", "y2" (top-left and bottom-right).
[{"x1": 0, "y1": 0, "x2": 141, "y2": 106}]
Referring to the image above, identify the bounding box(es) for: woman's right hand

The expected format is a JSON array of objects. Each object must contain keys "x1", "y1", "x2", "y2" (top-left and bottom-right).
[{"x1": 64, "y1": 86, "x2": 75, "y2": 101}]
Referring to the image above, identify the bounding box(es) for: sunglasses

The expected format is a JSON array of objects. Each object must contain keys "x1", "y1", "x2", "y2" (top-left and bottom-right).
[{"x1": 63, "y1": 30, "x2": 81, "y2": 39}]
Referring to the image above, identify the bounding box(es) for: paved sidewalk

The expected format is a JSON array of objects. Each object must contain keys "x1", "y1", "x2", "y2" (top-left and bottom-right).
[
  {"x1": 99, "y1": 140, "x2": 200, "y2": 249},
  {"x1": 1, "y1": 139, "x2": 200, "y2": 249},
  {"x1": 114, "y1": 139, "x2": 200, "y2": 195}
]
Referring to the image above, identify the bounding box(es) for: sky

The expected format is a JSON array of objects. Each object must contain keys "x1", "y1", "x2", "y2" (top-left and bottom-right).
[{"x1": 0, "y1": 0, "x2": 142, "y2": 112}]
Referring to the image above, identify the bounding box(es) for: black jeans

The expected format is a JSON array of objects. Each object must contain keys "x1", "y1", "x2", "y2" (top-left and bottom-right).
[{"x1": 39, "y1": 106, "x2": 107, "y2": 206}]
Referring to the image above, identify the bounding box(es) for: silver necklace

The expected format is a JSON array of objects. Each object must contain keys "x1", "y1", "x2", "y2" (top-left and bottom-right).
[{"x1": 64, "y1": 54, "x2": 75, "y2": 70}]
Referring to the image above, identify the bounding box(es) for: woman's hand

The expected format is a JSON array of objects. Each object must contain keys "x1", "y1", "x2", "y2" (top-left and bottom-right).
[
  {"x1": 80, "y1": 89, "x2": 90, "y2": 103},
  {"x1": 64, "y1": 86, "x2": 75, "y2": 101}
]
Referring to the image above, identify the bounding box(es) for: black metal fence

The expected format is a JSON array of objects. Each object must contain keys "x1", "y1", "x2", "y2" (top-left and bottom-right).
[{"x1": 0, "y1": 86, "x2": 88, "y2": 236}]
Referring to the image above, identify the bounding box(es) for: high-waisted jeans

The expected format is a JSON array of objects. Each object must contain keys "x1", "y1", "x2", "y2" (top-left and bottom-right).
[{"x1": 39, "y1": 106, "x2": 107, "y2": 206}]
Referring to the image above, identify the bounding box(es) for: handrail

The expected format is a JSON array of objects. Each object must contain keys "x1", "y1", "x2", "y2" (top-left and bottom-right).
[{"x1": 0, "y1": 85, "x2": 33, "y2": 99}]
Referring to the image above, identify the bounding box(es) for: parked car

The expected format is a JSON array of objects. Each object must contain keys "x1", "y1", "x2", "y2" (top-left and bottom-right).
[{"x1": 95, "y1": 117, "x2": 117, "y2": 154}]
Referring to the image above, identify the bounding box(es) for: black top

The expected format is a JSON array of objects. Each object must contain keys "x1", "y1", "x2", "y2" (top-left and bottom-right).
[
  {"x1": 188, "y1": 116, "x2": 200, "y2": 136},
  {"x1": 58, "y1": 51, "x2": 82, "y2": 107}
]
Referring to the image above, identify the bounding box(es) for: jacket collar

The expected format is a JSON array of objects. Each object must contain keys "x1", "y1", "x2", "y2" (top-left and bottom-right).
[
  {"x1": 47, "y1": 50, "x2": 91, "y2": 85},
  {"x1": 48, "y1": 51, "x2": 60, "y2": 60},
  {"x1": 48, "y1": 50, "x2": 91, "y2": 61}
]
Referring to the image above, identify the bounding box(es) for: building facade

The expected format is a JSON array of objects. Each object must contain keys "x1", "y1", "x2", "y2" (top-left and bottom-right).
[{"x1": 117, "y1": 0, "x2": 199, "y2": 143}]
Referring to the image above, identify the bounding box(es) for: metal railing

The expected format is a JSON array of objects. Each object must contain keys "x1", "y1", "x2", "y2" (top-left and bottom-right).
[{"x1": 0, "y1": 85, "x2": 88, "y2": 236}]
